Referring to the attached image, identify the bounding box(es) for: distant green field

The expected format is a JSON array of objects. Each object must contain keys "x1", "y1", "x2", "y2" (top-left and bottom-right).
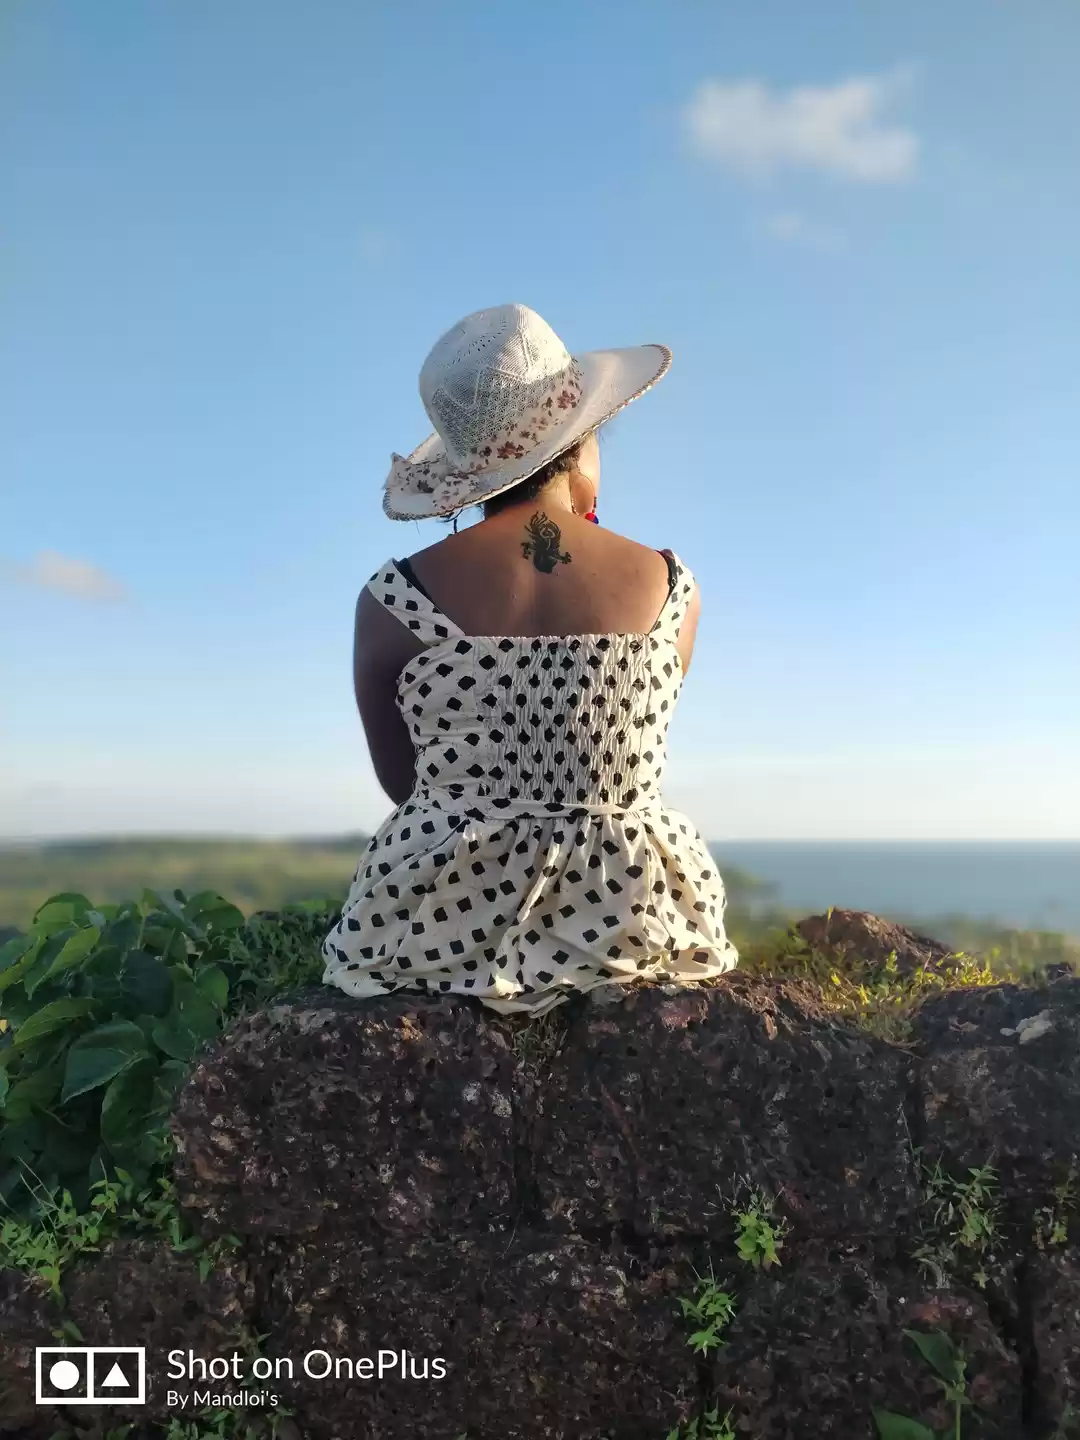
[{"x1": 0, "y1": 837, "x2": 366, "y2": 932}]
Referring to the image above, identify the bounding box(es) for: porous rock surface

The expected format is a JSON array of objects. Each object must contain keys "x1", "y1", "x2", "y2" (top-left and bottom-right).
[{"x1": 3, "y1": 915, "x2": 1080, "y2": 1438}]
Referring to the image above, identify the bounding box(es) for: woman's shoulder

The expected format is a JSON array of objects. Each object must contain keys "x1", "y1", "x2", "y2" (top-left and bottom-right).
[
  {"x1": 593, "y1": 530, "x2": 692, "y2": 588},
  {"x1": 401, "y1": 528, "x2": 469, "y2": 566}
]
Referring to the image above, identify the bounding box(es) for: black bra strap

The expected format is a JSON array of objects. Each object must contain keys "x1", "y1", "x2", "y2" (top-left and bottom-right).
[
  {"x1": 661, "y1": 549, "x2": 679, "y2": 595},
  {"x1": 394, "y1": 556, "x2": 437, "y2": 606}
]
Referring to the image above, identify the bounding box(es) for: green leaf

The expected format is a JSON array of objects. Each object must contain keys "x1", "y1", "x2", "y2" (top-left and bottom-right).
[
  {"x1": 128, "y1": 1012, "x2": 160, "y2": 1046},
  {"x1": 81, "y1": 946, "x2": 126, "y2": 1011},
  {"x1": 0, "y1": 1163, "x2": 25, "y2": 1204},
  {"x1": 35, "y1": 893, "x2": 92, "y2": 915},
  {"x1": 8, "y1": 1027, "x2": 71, "y2": 1077},
  {"x1": 61, "y1": 1021, "x2": 149, "y2": 1102},
  {"x1": 185, "y1": 890, "x2": 228, "y2": 916},
  {"x1": 12, "y1": 997, "x2": 97, "y2": 1050},
  {"x1": 150, "y1": 1021, "x2": 191, "y2": 1062},
  {"x1": 0, "y1": 1070, "x2": 8, "y2": 1107},
  {"x1": 20, "y1": 943, "x2": 71, "y2": 1001},
  {"x1": 31, "y1": 897, "x2": 92, "y2": 935},
  {"x1": 142, "y1": 922, "x2": 192, "y2": 964},
  {"x1": 0, "y1": 937, "x2": 43, "y2": 996},
  {"x1": 0, "y1": 934, "x2": 32, "y2": 973},
  {"x1": 151, "y1": 981, "x2": 222, "y2": 1061},
  {"x1": 41, "y1": 925, "x2": 102, "y2": 985},
  {"x1": 872, "y1": 1411, "x2": 937, "y2": 1440},
  {"x1": 100, "y1": 1059, "x2": 168, "y2": 1164},
  {"x1": 39, "y1": 1111, "x2": 102, "y2": 1177},
  {"x1": 2, "y1": 1066, "x2": 63, "y2": 1123},
  {"x1": 0, "y1": 985, "x2": 41, "y2": 1032},
  {"x1": 187, "y1": 894, "x2": 245, "y2": 933},
  {"x1": 144, "y1": 891, "x2": 202, "y2": 937},
  {"x1": 121, "y1": 951, "x2": 174, "y2": 1017},
  {"x1": 181, "y1": 985, "x2": 223, "y2": 1041},
  {"x1": 903, "y1": 1329, "x2": 957, "y2": 1383},
  {"x1": 0, "y1": 1121, "x2": 47, "y2": 1191},
  {"x1": 102, "y1": 913, "x2": 140, "y2": 955},
  {"x1": 195, "y1": 965, "x2": 229, "y2": 1010},
  {"x1": 154, "y1": 1058, "x2": 189, "y2": 1107}
]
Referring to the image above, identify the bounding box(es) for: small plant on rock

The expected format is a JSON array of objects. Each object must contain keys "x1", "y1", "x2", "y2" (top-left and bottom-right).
[
  {"x1": 676, "y1": 1265, "x2": 737, "y2": 1356},
  {"x1": 0, "y1": 1170, "x2": 122, "y2": 1298},
  {"x1": 1034, "y1": 1161, "x2": 1078, "y2": 1251},
  {"x1": 160, "y1": 1326, "x2": 298, "y2": 1439},
  {"x1": 915, "y1": 1160, "x2": 1001, "y2": 1289},
  {"x1": 666, "y1": 1406, "x2": 737, "y2": 1440},
  {"x1": 733, "y1": 1187, "x2": 787, "y2": 1270},
  {"x1": 0, "y1": 1139, "x2": 238, "y2": 1296},
  {"x1": 737, "y1": 925, "x2": 997, "y2": 1044},
  {"x1": 505, "y1": 1008, "x2": 568, "y2": 1069},
  {"x1": 873, "y1": 1328, "x2": 972, "y2": 1440}
]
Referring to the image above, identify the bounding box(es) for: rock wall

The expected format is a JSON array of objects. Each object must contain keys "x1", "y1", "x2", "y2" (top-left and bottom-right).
[{"x1": 4, "y1": 959, "x2": 1080, "y2": 1438}]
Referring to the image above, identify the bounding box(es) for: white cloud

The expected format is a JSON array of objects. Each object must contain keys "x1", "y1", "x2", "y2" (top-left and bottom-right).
[
  {"x1": 2, "y1": 550, "x2": 127, "y2": 602},
  {"x1": 685, "y1": 72, "x2": 918, "y2": 182},
  {"x1": 763, "y1": 210, "x2": 845, "y2": 252}
]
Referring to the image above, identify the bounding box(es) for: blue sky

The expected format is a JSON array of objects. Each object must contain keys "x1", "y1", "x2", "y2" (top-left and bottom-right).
[{"x1": 3, "y1": 0, "x2": 1078, "y2": 840}]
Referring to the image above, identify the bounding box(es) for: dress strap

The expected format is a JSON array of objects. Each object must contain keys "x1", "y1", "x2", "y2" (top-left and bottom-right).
[
  {"x1": 367, "y1": 558, "x2": 464, "y2": 645},
  {"x1": 650, "y1": 550, "x2": 697, "y2": 641}
]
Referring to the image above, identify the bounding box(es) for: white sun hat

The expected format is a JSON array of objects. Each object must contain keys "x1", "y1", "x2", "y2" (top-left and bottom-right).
[{"x1": 383, "y1": 303, "x2": 671, "y2": 520}]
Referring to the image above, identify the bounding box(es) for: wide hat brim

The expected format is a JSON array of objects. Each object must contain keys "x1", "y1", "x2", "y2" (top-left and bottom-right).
[{"x1": 383, "y1": 343, "x2": 672, "y2": 521}]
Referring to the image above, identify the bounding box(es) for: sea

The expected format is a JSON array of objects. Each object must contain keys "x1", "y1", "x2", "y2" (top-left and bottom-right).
[{"x1": 707, "y1": 842, "x2": 1080, "y2": 936}]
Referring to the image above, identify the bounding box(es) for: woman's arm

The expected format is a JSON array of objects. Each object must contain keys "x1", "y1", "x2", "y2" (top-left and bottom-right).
[{"x1": 352, "y1": 588, "x2": 425, "y2": 805}]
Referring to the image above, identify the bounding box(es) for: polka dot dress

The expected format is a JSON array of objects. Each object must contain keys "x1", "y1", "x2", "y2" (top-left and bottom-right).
[{"x1": 322, "y1": 554, "x2": 738, "y2": 1014}]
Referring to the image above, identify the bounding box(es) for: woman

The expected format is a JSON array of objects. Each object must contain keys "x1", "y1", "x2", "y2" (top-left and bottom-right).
[{"x1": 323, "y1": 303, "x2": 738, "y2": 1013}]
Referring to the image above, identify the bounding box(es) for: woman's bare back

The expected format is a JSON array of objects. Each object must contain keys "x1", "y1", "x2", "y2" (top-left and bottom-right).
[{"x1": 405, "y1": 509, "x2": 693, "y2": 647}]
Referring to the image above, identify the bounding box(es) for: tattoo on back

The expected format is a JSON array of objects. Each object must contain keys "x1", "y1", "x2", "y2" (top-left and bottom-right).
[{"x1": 521, "y1": 512, "x2": 572, "y2": 573}]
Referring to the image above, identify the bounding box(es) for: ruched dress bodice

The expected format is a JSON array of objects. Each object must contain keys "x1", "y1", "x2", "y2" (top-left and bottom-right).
[{"x1": 322, "y1": 555, "x2": 738, "y2": 1013}]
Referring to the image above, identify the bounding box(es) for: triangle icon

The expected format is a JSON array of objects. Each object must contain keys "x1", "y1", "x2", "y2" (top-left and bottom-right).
[{"x1": 102, "y1": 1362, "x2": 128, "y2": 1387}]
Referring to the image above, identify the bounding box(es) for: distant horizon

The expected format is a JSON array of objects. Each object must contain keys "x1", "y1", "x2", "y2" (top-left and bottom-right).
[
  {"x1": 2, "y1": 833, "x2": 1077, "y2": 849},
  {"x1": 3, "y1": 832, "x2": 1075, "y2": 936}
]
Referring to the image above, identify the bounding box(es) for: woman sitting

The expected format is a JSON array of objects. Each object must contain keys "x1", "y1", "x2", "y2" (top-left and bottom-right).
[{"x1": 323, "y1": 303, "x2": 738, "y2": 1014}]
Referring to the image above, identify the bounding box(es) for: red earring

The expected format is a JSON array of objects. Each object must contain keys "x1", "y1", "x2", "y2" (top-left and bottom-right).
[{"x1": 585, "y1": 508, "x2": 599, "y2": 525}]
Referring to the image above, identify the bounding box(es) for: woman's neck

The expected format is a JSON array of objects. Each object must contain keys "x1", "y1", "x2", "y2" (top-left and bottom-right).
[{"x1": 483, "y1": 477, "x2": 574, "y2": 524}]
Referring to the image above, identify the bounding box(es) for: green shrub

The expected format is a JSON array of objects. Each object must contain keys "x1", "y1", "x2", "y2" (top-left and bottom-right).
[
  {"x1": 0, "y1": 889, "x2": 255, "y2": 1212},
  {"x1": 0, "y1": 888, "x2": 337, "y2": 1217}
]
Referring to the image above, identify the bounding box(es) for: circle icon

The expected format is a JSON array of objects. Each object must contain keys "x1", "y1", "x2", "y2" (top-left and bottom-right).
[{"x1": 48, "y1": 1359, "x2": 81, "y2": 1391}]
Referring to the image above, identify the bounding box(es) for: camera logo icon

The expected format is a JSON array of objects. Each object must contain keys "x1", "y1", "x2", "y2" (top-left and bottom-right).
[{"x1": 35, "y1": 1347, "x2": 146, "y2": 1405}]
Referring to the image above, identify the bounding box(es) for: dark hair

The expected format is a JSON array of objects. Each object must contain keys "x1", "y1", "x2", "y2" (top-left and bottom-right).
[{"x1": 481, "y1": 436, "x2": 588, "y2": 518}]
